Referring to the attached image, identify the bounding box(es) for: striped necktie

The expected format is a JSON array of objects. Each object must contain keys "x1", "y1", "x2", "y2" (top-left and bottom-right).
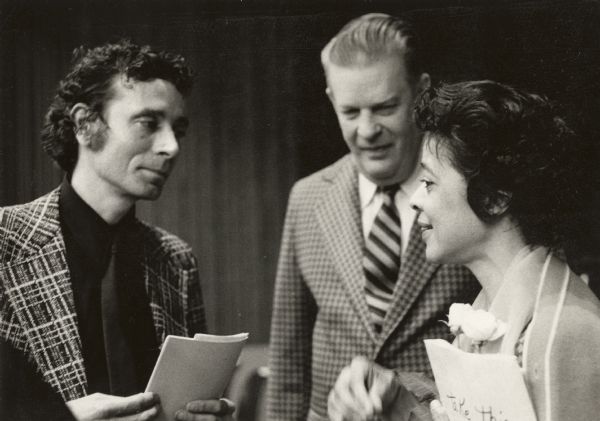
[{"x1": 363, "y1": 184, "x2": 401, "y2": 334}]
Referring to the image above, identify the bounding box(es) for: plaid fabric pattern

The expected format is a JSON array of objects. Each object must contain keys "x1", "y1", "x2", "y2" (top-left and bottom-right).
[
  {"x1": 267, "y1": 155, "x2": 479, "y2": 420},
  {"x1": 0, "y1": 188, "x2": 206, "y2": 401}
]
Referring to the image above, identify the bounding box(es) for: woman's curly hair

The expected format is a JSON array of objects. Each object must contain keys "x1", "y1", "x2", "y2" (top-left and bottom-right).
[
  {"x1": 414, "y1": 80, "x2": 585, "y2": 250},
  {"x1": 41, "y1": 39, "x2": 194, "y2": 173}
]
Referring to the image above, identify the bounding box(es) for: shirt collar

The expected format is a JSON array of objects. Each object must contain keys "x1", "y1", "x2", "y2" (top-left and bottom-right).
[
  {"x1": 358, "y1": 166, "x2": 422, "y2": 209},
  {"x1": 59, "y1": 177, "x2": 135, "y2": 263},
  {"x1": 358, "y1": 174, "x2": 378, "y2": 209}
]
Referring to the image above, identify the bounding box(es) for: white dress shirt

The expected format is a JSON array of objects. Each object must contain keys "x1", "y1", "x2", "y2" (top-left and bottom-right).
[{"x1": 358, "y1": 169, "x2": 420, "y2": 255}]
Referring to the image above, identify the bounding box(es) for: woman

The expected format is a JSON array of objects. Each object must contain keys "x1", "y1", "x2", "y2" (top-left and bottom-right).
[{"x1": 327, "y1": 80, "x2": 600, "y2": 421}]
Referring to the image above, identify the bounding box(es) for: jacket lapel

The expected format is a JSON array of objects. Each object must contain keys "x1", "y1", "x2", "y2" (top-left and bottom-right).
[
  {"x1": 138, "y1": 222, "x2": 191, "y2": 345},
  {"x1": 1, "y1": 189, "x2": 87, "y2": 400},
  {"x1": 378, "y1": 215, "x2": 439, "y2": 347},
  {"x1": 315, "y1": 157, "x2": 378, "y2": 342}
]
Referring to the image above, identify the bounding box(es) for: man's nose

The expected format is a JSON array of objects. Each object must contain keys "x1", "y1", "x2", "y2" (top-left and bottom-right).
[
  {"x1": 155, "y1": 127, "x2": 180, "y2": 158},
  {"x1": 357, "y1": 112, "x2": 381, "y2": 140}
]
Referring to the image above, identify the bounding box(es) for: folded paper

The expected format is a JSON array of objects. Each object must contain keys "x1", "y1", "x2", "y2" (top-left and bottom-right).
[
  {"x1": 146, "y1": 332, "x2": 249, "y2": 421},
  {"x1": 425, "y1": 339, "x2": 536, "y2": 421}
]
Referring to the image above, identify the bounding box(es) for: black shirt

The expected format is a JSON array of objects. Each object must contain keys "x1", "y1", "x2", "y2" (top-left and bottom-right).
[{"x1": 59, "y1": 178, "x2": 157, "y2": 396}]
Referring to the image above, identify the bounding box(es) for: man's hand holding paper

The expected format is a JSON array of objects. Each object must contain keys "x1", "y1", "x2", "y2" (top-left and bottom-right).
[
  {"x1": 67, "y1": 392, "x2": 161, "y2": 421},
  {"x1": 174, "y1": 398, "x2": 235, "y2": 421},
  {"x1": 67, "y1": 393, "x2": 234, "y2": 421}
]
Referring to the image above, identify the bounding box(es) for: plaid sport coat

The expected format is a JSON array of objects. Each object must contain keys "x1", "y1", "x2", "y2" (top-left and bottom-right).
[
  {"x1": 267, "y1": 155, "x2": 479, "y2": 420},
  {"x1": 0, "y1": 188, "x2": 206, "y2": 402}
]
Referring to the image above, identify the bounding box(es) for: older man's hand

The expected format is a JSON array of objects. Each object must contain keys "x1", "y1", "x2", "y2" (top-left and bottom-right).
[
  {"x1": 430, "y1": 400, "x2": 450, "y2": 421},
  {"x1": 327, "y1": 356, "x2": 401, "y2": 421}
]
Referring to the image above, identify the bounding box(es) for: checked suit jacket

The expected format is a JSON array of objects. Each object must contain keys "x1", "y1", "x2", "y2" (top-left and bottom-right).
[
  {"x1": 0, "y1": 188, "x2": 206, "y2": 402},
  {"x1": 267, "y1": 155, "x2": 479, "y2": 421}
]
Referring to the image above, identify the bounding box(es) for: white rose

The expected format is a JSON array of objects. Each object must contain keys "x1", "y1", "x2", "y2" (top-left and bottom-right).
[
  {"x1": 460, "y1": 309, "x2": 507, "y2": 342},
  {"x1": 447, "y1": 303, "x2": 473, "y2": 335}
]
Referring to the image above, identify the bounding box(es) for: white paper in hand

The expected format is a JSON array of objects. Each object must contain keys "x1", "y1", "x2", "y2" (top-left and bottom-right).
[
  {"x1": 424, "y1": 339, "x2": 537, "y2": 421},
  {"x1": 146, "y1": 332, "x2": 249, "y2": 421}
]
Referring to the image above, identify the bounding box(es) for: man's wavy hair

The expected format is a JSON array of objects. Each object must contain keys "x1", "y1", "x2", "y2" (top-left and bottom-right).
[
  {"x1": 321, "y1": 13, "x2": 424, "y2": 83},
  {"x1": 41, "y1": 39, "x2": 194, "y2": 173},
  {"x1": 415, "y1": 80, "x2": 584, "y2": 250}
]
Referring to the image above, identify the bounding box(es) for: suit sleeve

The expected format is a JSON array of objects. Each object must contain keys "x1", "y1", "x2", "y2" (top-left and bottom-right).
[
  {"x1": 0, "y1": 337, "x2": 75, "y2": 421},
  {"x1": 267, "y1": 186, "x2": 317, "y2": 420}
]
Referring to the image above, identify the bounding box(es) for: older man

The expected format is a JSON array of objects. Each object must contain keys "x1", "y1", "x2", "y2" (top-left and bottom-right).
[{"x1": 267, "y1": 13, "x2": 478, "y2": 421}]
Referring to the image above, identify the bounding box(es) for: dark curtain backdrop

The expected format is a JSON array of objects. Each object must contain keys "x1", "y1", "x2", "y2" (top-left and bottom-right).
[{"x1": 1, "y1": 0, "x2": 599, "y2": 343}]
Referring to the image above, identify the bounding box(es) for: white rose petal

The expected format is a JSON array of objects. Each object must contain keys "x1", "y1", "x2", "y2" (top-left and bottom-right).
[
  {"x1": 445, "y1": 303, "x2": 507, "y2": 344},
  {"x1": 447, "y1": 303, "x2": 473, "y2": 334},
  {"x1": 461, "y1": 310, "x2": 499, "y2": 342}
]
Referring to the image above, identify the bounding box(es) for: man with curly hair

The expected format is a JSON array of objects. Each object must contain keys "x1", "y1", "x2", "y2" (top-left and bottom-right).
[{"x1": 0, "y1": 40, "x2": 233, "y2": 420}]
